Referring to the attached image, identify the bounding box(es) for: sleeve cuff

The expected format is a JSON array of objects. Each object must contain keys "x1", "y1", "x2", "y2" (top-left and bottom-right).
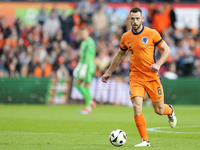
[
  {"x1": 120, "y1": 46, "x2": 128, "y2": 51},
  {"x1": 155, "y1": 39, "x2": 163, "y2": 47}
]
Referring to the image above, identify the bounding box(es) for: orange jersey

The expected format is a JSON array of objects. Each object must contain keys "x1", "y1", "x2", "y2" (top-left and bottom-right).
[{"x1": 120, "y1": 26, "x2": 164, "y2": 81}]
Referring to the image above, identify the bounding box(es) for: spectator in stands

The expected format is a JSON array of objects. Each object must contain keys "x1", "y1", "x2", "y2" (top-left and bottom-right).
[
  {"x1": 77, "y1": 0, "x2": 92, "y2": 14},
  {"x1": 194, "y1": 36, "x2": 200, "y2": 59},
  {"x1": 59, "y1": 9, "x2": 69, "y2": 41},
  {"x1": 146, "y1": 0, "x2": 158, "y2": 28},
  {"x1": 52, "y1": 3, "x2": 60, "y2": 18},
  {"x1": 8, "y1": 61, "x2": 20, "y2": 77},
  {"x1": 56, "y1": 56, "x2": 70, "y2": 79},
  {"x1": 95, "y1": 40, "x2": 111, "y2": 73},
  {"x1": 0, "y1": 18, "x2": 11, "y2": 39},
  {"x1": 64, "y1": 7, "x2": 81, "y2": 43},
  {"x1": 19, "y1": 44, "x2": 33, "y2": 66},
  {"x1": 92, "y1": 0, "x2": 107, "y2": 13},
  {"x1": 157, "y1": 38, "x2": 178, "y2": 76},
  {"x1": 161, "y1": 1, "x2": 176, "y2": 43},
  {"x1": 41, "y1": 30, "x2": 50, "y2": 47},
  {"x1": 20, "y1": 65, "x2": 29, "y2": 77},
  {"x1": 38, "y1": 45, "x2": 47, "y2": 63},
  {"x1": 5, "y1": 26, "x2": 18, "y2": 48},
  {"x1": 109, "y1": 9, "x2": 124, "y2": 34},
  {"x1": 26, "y1": 30, "x2": 34, "y2": 46},
  {"x1": 14, "y1": 18, "x2": 22, "y2": 37},
  {"x1": 92, "y1": 6, "x2": 109, "y2": 39},
  {"x1": 0, "y1": 32, "x2": 5, "y2": 52},
  {"x1": 41, "y1": 55, "x2": 52, "y2": 77},
  {"x1": 0, "y1": 65, "x2": 7, "y2": 78},
  {"x1": 43, "y1": 11, "x2": 60, "y2": 40},
  {"x1": 29, "y1": 53, "x2": 41, "y2": 77},
  {"x1": 152, "y1": 4, "x2": 171, "y2": 36},
  {"x1": 62, "y1": 42, "x2": 78, "y2": 76},
  {"x1": 176, "y1": 31, "x2": 196, "y2": 76},
  {"x1": 16, "y1": 37, "x2": 26, "y2": 54},
  {"x1": 132, "y1": 0, "x2": 141, "y2": 8},
  {"x1": 37, "y1": 5, "x2": 48, "y2": 26},
  {"x1": 80, "y1": 6, "x2": 92, "y2": 29},
  {"x1": 194, "y1": 36, "x2": 200, "y2": 77},
  {"x1": 167, "y1": 1, "x2": 176, "y2": 30}
]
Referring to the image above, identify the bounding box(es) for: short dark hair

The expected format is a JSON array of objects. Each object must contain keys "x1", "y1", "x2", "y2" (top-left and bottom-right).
[{"x1": 129, "y1": 7, "x2": 142, "y2": 14}]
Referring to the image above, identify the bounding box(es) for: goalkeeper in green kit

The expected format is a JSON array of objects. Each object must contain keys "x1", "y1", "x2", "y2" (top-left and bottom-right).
[{"x1": 73, "y1": 27, "x2": 97, "y2": 114}]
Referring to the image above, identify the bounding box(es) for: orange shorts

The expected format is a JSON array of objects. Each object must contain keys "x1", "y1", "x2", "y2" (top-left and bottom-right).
[{"x1": 129, "y1": 79, "x2": 164, "y2": 102}]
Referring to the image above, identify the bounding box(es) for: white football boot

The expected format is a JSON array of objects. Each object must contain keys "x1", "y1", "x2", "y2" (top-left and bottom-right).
[
  {"x1": 168, "y1": 104, "x2": 177, "y2": 128},
  {"x1": 134, "y1": 140, "x2": 150, "y2": 147}
]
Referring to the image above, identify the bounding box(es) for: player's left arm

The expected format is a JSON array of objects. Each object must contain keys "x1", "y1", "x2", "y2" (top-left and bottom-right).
[{"x1": 150, "y1": 41, "x2": 171, "y2": 72}]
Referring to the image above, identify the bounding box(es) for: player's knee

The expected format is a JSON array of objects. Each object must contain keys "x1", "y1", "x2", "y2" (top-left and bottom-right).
[
  {"x1": 133, "y1": 104, "x2": 142, "y2": 116},
  {"x1": 133, "y1": 104, "x2": 139, "y2": 111}
]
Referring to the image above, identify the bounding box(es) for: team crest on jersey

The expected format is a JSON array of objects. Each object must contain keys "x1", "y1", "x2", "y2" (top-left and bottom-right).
[{"x1": 142, "y1": 37, "x2": 148, "y2": 44}]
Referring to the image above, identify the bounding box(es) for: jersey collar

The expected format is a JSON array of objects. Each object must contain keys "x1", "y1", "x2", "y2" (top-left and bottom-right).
[{"x1": 132, "y1": 26, "x2": 144, "y2": 35}]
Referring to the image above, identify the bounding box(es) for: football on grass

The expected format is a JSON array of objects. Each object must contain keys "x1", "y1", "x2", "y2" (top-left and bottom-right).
[{"x1": 109, "y1": 129, "x2": 127, "y2": 146}]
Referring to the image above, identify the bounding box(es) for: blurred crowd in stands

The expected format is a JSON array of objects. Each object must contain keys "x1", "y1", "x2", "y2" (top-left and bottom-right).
[
  {"x1": 1, "y1": 0, "x2": 200, "y2": 3},
  {"x1": 0, "y1": 0, "x2": 200, "y2": 79}
]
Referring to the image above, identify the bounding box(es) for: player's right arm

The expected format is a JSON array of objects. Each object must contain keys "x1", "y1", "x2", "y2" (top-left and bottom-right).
[
  {"x1": 101, "y1": 49, "x2": 127, "y2": 83},
  {"x1": 150, "y1": 29, "x2": 171, "y2": 73}
]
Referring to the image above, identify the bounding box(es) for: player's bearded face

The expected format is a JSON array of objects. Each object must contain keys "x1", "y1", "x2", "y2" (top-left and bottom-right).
[
  {"x1": 129, "y1": 12, "x2": 143, "y2": 31},
  {"x1": 132, "y1": 21, "x2": 142, "y2": 30}
]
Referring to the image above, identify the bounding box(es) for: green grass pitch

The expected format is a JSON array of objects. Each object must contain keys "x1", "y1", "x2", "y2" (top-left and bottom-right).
[{"x1": 0, "y1": 104, "x2": 200, "y2": 150}]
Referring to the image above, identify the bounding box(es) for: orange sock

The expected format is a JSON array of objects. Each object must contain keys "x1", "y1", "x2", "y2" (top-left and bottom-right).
[
  {"x1": 134, "y1": 113, "x2": 148, "y2": 142},
  {"x1": 163, "y1": 104, "x2": 172, "y2": 115}
]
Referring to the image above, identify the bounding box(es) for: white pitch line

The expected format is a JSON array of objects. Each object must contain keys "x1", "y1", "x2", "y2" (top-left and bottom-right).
[
  {"x1": 147, "y1": 126, "x2": 200, "y2": 134},
  {"x1": 1, "y1": 126, "x2": 200, "y2": 135}
]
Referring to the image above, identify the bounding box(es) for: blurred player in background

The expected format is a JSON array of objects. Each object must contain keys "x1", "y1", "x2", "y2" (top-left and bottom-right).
[
  {"x1": 101, "y1": 7, "x2": 177, "y2": 146},
  {"x1": 73, "y1": 27, "x2": 96, "y2": 114}
]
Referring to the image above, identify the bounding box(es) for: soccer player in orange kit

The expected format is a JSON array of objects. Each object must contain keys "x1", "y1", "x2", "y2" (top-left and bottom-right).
[{"x1": 101, "y1": 7, "x2": 177, "y2": 147}]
